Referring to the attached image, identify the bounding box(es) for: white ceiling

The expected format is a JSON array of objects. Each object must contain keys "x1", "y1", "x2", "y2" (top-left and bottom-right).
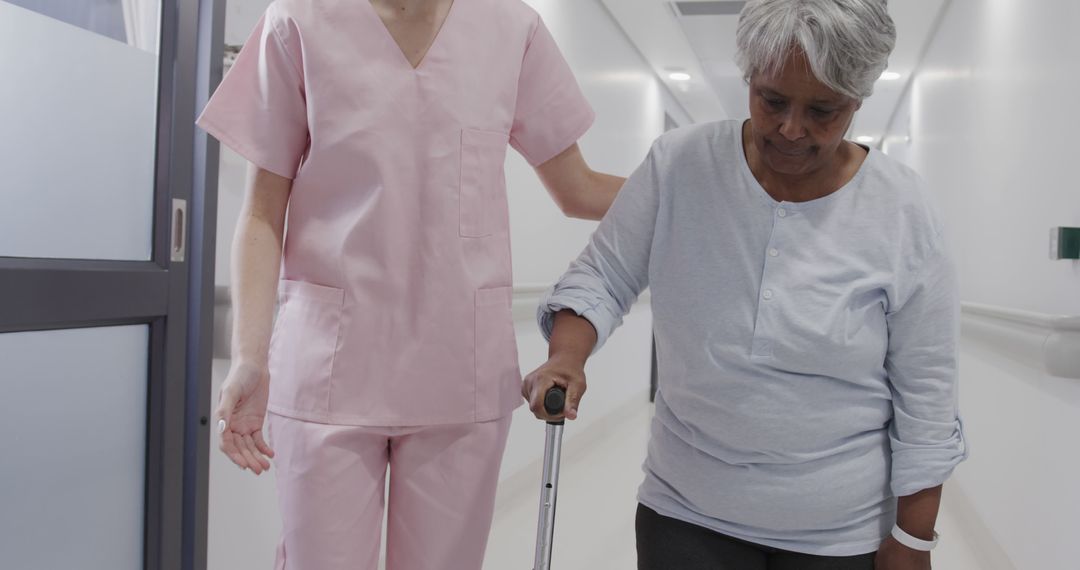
[
  {"x1": 598, "y1": 0, "x2": 730, "y2": 122},
  {"x1": 601, "y1": 0, "x2": 948, "y2": 143}
]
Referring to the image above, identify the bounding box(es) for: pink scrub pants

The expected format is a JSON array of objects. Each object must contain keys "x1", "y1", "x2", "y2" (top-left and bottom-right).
[{"x1": 267, "y1": 412, "x2": 512, "y2": 569}]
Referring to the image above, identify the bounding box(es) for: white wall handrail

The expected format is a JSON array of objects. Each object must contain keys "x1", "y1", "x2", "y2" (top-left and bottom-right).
[
  {"x1": 511, "y1": 283, "x2": 552, "y2": 322},
  {"x1": 962, "y1": 302, "x2": 1080, "y2": 331},
  {"x1": 961, "y1": 302, "x2": 1080, "y2": 379},
  {"x1": 512, "y1": 282, "x2": 552, "y2": 296},
  {"x1": 212, "y1": 283, "x2": 649, "y2": 358},
  {"x1": 213, "y1": 290, "x2": 1075, "y2": 378}
]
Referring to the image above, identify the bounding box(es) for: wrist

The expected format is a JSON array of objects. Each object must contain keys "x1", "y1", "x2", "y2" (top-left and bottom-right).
[
  {"x1": 230, "y1": 358, "x2": 269, "y2": 376},
  {"x1": 891, "y1": 524, "x2": 939, "y2": 551},
  {"x1": 895, "y1": 485, "x2": 942, "y2": 541},
  {"x1": 546, "y1": 349, "x2": 588, "y2": 370}
]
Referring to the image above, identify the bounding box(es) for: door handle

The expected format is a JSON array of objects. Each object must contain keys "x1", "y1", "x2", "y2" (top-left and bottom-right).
[{"x1": 171, "y1": 198, "x2": 187, "y2": 263}]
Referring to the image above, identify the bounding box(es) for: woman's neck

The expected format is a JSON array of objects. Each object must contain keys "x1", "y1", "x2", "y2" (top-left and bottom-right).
[{"x1": 742, "y1": 121, "x2": 867, "y2": 203}]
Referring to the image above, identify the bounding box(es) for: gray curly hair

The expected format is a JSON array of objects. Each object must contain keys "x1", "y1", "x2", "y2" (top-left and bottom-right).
[{"x1": 735, "y1": 0, "x2": 897, "y2": 100}]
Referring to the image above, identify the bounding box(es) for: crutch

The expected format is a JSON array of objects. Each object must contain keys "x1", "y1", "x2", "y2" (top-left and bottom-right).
[{"x1": 533, "y1": 386, "x2": 566, "y2": 570}]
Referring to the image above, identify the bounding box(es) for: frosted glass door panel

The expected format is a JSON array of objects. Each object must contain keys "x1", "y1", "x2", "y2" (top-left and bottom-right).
[
  {"x1": 0, "y1": 325, "x2": 148, "y2": 569},
  {"x1": 0, "y1": 1, "x2": 159, "y2": 260},
  {"x1": 4, "y1": 0, "x2": 160, "y2": 52}
]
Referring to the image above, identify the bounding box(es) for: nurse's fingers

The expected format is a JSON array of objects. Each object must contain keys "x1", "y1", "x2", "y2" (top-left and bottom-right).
[
  {"x1": 237, "y1": 436, "x2": 264, "y2": 475},
  {"x1": 241, "y1": 434, "x2": 271, "y2": 472},
  {"x1": 253, "y1": 430, "x2": 275, "y2": 459},
  {"x1": 219, "y1": 431, "x2": 252, "y2": 471}
]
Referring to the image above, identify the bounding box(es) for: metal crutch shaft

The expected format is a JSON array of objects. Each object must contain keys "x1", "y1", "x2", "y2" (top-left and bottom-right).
[{"x1": 533, "y1": 387, "x2": 566, "y2": 570}]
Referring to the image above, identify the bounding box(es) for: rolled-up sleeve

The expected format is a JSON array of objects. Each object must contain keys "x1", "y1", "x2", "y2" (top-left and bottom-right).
[
  {"x1": 537, "y1": 141, "x2": 661, "y2": 352},
  {"x1": 885, "y1": 242, "x2": 968, "y2": 497}
]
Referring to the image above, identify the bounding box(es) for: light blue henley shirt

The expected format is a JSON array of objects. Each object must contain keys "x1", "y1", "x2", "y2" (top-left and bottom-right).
[{"x1": 538, "y1": 120, "x2": 968, "y2": 556}]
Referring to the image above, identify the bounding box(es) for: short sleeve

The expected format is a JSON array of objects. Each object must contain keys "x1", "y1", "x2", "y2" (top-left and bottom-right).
[
  {"x1": 196, "y1": 6, "x2": 308, "y2": 179},
  {"x1": 509, "y1": 15, "x2": 595, "y2": 167}
]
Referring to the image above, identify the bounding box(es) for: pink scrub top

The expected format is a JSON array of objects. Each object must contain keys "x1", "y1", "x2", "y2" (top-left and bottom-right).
[{"x1": 197, "y1": 0, "x2": 594, "y2": 426}]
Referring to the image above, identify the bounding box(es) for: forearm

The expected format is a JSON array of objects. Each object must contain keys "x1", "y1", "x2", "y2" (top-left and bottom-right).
[
  {"x1": 895, "y1": 484, "x2": 942, "y2": 540},
  {"x1": 229, "y1": 211, "x2": 285, "y2": 369},
  {"x1": 572, "y1": 170, "x2": 625, "y2": 221},
  {"x1": 547, "y1": 309, "x2": 598, "y2": 365},
  {"x1": 534, "y1": 143, "x2": 626, "y2": 221}
]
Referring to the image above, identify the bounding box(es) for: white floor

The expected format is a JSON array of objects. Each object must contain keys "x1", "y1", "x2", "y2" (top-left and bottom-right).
[{"x1": 484, "y1": 399, "x2": 986, "y2": 569}]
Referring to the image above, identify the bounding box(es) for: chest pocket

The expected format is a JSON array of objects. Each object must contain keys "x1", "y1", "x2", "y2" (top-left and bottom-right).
[{"x1": 459, "y1": 129, "x2": 510, "y2": 238}]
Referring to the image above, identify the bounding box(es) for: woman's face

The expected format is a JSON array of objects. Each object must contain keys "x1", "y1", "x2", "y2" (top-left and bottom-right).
[{"x1": 747, "y1": 50, "x2": 861, "y2": 177}]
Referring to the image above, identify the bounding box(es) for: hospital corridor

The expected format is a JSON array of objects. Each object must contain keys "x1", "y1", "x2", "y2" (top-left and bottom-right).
[{"x1": 3, "y1": 1, "x2": 1079, "y2": 569}]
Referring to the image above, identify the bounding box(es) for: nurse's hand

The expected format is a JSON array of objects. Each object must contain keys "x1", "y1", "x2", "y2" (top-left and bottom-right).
[
  {"x1": 216, "y1": 361, "x2": 274, "y2": 475},
  {"x1": 522, "y1": 355, "x2": 587, "y2": 421}
]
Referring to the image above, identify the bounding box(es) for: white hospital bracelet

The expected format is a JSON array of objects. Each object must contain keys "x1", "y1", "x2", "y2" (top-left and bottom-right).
[{"x1": 891, "y1": 524, "x2": 939, "y2": 551}]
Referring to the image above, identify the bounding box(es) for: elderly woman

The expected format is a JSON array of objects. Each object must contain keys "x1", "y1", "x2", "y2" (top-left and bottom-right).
[{"x1": 522, "y1": 1, "x2": 967, "y2": 568}]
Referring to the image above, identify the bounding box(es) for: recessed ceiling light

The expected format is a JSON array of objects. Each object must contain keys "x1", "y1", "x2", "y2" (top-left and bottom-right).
[
  {"x1": 856, "y1": 135, "x2": 875, "y2": 144},
  {"x1": 879, "y1": 71, "x2": 901, "y2": 81},
  {"x1": 668, "y1": 71, "x2": 692, "y2": 81}
]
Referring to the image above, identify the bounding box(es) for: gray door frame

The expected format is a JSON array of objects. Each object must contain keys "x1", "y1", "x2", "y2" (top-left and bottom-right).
[
  {"x1": 0, "y1": 1, "x2": 223, "y2": 568},
  {"x1": 184, "y1": 1, "x2": 225, "y2": 568}
]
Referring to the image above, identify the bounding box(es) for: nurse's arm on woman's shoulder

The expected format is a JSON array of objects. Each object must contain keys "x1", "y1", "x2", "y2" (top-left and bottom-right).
[
  {"x1": 535, "y1": 142, "x2": 625, "y2": 221},
  {"x1": 215, "y1": 164, "x2": 293, "y2": 475}
]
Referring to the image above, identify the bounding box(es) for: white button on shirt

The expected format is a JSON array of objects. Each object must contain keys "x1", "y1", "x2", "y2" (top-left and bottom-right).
[
  {"x1": 762, "y1": 289, "x2": 774, "y2": 300},
  {"x1": 768, "y1": 248, "x2": 779, "y2": 257},
  {"x1": 777, "y1": 208, "x2": 787, "y2": 218}
]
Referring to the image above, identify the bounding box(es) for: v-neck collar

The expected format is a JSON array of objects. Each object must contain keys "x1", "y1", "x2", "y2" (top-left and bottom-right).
[{"x1": 363, "y1": 0, "x2": 460, "y2": 72}]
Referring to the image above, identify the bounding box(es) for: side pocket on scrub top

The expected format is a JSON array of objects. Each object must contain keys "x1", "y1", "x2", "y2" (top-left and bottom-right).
[{"x1": 267, "y1": 279, "x2": 345, "y2": 416}]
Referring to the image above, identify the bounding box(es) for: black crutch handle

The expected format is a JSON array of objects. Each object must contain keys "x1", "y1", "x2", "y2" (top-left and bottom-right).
[{"x1": 544, "y1": 386, "x2": 566, "y2": 424}]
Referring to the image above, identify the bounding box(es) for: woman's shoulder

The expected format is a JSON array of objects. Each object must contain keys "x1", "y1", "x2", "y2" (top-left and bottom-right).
[
  {"x1": 655, "y1": 120, "x2": 737, "y2": 148},
  {"x1": 866, "y1": 152, "x2": 943, "y2": 231},
  {"x1": 861, "y1": 151, "x2": 948, "y2": 260},
  {"x1": 649, "y1": 120, "x2": 741, "y2": 166},
  {"x1": 865, "y1": 150, "x2": 925, "y2": 195}
]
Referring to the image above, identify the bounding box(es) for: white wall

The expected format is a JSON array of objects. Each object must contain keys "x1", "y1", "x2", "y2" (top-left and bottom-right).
[
  {"x1": 883, "y1": 0, "x2": 1080, "y2": 316},
  {"x1": 207, "y1": 1, "x2": 681, "y2": 568},
  {"x1": 881, "y1": 1, "x2": 1080, "y2": 567}
]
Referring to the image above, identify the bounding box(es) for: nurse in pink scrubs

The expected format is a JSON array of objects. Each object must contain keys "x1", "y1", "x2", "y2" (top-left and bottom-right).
[{"x1": 197, "y1": 0, "x2": 623, "y2": 568}]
